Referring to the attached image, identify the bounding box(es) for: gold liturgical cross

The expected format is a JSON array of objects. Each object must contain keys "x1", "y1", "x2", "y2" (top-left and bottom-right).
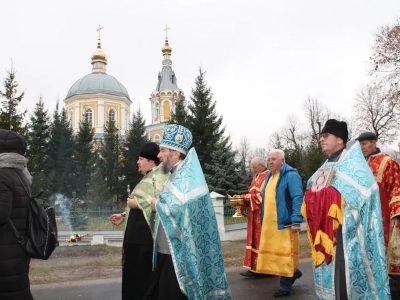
[{"x1": 163, "y1": 25, "x2": 170, "y2": 39}]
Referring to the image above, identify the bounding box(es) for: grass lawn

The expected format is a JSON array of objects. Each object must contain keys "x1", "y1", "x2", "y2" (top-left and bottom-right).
[{"x1": 30, "y1": 239, "x2": 312, "y2": 285}]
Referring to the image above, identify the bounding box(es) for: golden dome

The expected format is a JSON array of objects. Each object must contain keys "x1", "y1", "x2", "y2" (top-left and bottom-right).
[
  {"x1": 91, "y1": 43, "x2": 108, "y2": 65},
  {"x1": 162, "y1": 38, "x2": 172, "y2": 55}
]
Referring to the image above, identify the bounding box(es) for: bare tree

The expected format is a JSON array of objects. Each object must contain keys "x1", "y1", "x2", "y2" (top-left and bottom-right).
[
  {"x1": 303, "y1": 97, "x2": 325, "y2": 142},
  {"x1": 251, "y1": 148, "x2": 268, "y2": 163},
  {"x1": 370, "y1": 19, "x2": 400, "y2": 82},
  {"x1": 280, "y1": 115, "x2": 306, "y2": 152},
  {"x1": 268, "y1": 131, "x2": 284, "y2": 150},
  {"x1": 236, "y1": 136, "x2": 252, "y2": 174},
  {"x1": 353, "y1": 82, "x2": 400, "y2": 144}
]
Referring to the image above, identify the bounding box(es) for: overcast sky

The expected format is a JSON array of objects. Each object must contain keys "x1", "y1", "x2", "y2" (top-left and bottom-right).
[{"x1": 2, "y1": 1, "x2": 400, "y2": 150}]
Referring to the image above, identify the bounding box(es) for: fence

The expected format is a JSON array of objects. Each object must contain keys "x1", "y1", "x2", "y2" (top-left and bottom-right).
[
  {"x1": 56, "y1": 206, "x2": 123, "y2": 232},
  {"x1": 56, "y1": 202, "x2": 248, "y2": 232},
  {"x1": 57, "y1": 193, "x2": 248, "y2": 244}
]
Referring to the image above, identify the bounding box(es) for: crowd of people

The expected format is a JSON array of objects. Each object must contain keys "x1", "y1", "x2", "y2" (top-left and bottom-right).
[
  {"x1": 238, "y1": 119, "x2": 400, "y2": 299},
  {"x1": 2, "y1": 119, "x2": 400, "y2": 299}
]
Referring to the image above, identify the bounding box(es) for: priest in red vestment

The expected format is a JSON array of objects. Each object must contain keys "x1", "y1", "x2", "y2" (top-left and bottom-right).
[
  {"x1": 238, "y1": 157, "x2": 269, "y2": 278},
  {"x1": 356, "y1": 132, "x2": 400, "y2": 296}
]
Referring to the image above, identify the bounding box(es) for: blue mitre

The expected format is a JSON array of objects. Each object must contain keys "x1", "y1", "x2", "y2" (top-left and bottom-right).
[{"x1": 159, "y1": 124, "x2": 192, "y2": 154}]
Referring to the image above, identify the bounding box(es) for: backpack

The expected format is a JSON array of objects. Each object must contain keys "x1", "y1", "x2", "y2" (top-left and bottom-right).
[{"x1": 8, "y1": 172, "x2": 59, "y2": 260}]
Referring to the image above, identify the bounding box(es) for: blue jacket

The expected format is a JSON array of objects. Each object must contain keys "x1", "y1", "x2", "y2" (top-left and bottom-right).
[{"x1": 261, "y1": 163, "x2": 303, "y2": 229}]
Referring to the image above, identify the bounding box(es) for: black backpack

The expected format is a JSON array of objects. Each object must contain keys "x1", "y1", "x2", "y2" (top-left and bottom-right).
[{"x1": 8, "y1": 172, "x2": 59, "y2": 260}]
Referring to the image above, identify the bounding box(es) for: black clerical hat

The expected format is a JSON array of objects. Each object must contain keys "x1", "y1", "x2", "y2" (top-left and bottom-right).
[{"x1": 321, "y1": 119, "x2": 348, "y2": 142}]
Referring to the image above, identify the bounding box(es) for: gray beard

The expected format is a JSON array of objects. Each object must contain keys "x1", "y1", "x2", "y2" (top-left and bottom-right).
[{"x1": 161, "y1": 162, "x2": 173, "y2": 174}]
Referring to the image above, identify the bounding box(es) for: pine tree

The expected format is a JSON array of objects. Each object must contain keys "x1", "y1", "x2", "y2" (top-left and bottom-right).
[
  {"x1": 121, "y1": 107, "x2": 149, "y2": 191},
  {"x1": 169, "y1": 94, "x2": 188, "y2": 126},
  {"x1": 86, "y1": 162, "x2": 113, "y2": 207},
  {"x1": 186, "y1": 68, "x2": 225, "y2": 175},
  {"x1": 99, "y1": 120, "x2": 119, "y2": 201},
  {"x1": 47, "y1": 102, "x2": 75, "y2": 196},
  {"x1": 0, "y1": 66, "x2": 27, "y2": 134},
  {"x1": 73, "y1": 116, "x2": 94, "y2": 198},
  {"x1": 26, "y1": 96, "x2": 51, "y2": 196},
  {"x1": 205, "y1": 140, "x2": 245, "y2": 196}
]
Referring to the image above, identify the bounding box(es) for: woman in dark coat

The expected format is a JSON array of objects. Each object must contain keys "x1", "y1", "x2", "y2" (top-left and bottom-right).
[{"x1": 0, "y1": 129, "x2": 33, "y2": 300}]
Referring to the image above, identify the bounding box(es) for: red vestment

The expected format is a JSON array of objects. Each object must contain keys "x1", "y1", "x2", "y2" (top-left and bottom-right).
[
  {"x1": 368, "y1": 153, "x2": 400, "y2": 274},
  {"x1": 242, "y1": 169, "x2": 269, "y2": 272}
]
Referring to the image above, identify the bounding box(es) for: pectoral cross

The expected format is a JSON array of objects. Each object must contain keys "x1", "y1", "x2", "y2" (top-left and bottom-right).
[
  {"x1": 163, "y1": 25, "x2": 170, "y2": 39},
  {"x1": 97, "y1": 24, "x2": 103, "y2": 40}
]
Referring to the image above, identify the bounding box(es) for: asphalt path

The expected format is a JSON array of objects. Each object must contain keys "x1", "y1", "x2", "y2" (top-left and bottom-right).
[{"x1": 31, "y1": 259, "x2": 315, "y2": 300}]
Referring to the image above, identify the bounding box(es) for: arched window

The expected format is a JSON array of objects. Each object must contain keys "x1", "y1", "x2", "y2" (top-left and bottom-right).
[
  {"x1": 69, "y1": 111, "x2": 73, "y2": 125},
  {"x1": 154, "y1": 135, "x2": 160, "y2": 144},
  {"x1": 84, "y1": 108, "x2": 93, "y2": 126},
  {"x1": 109, "y1": 109, "x2": 116, "y2": 122},
  {"x1": 153, "y1": 102, "x2": 159, "y2": 121},
  {"x1": 163, "y1": 101, "x2": 171, "y2": 120}
]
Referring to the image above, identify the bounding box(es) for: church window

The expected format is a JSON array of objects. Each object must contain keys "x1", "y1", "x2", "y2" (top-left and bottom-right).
[
  {"x1": 109, "y1": 109, "x2": 116, "y2": 122},
  {"x1": 69, "y1": 111, "x2": 73, "y2": 125},
  {"x1": 84, "y1": 108, "x2": 93, "y2": 126},
  {"x1": 163, "y1": 101, "x2": 171, "y2": 120}
]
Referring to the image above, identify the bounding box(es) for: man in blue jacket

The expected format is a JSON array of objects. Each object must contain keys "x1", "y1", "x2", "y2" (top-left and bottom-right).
[{"x1": 256, "y1": 149, "x2": 303, "y2": 298}]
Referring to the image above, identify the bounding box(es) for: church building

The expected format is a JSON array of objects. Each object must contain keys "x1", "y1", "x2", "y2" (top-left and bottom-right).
[
  {"x1": 146, "y1": 31, "x2": 184, "y2": 143},
  {"x1": 63, "y1": 26, "x2": 131, "y2": 139}
]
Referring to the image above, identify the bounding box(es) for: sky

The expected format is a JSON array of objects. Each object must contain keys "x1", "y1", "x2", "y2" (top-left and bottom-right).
[{"x1": 1, "y1": 1, "x2": 400, "y2": 151}]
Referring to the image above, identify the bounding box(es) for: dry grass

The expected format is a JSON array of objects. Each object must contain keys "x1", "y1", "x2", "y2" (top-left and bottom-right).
[
  {"x1": 30, "y1": 245, "x2": 122, "y2": 285},
  {"x1": 30, "y1": 240, "x2": 312, "y2": 285}
]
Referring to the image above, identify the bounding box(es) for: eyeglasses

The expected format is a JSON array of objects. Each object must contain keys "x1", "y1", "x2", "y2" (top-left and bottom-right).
[{"x1": 320, "y1": 133, "x2": 330, "y2": 139}]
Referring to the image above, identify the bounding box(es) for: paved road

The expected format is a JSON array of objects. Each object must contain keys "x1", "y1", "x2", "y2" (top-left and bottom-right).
[{"x1": 31, "y1": 259, "x2": 315, "y2": 300}]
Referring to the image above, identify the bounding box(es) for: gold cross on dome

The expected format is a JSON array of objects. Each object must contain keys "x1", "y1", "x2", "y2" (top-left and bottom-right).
[
  {"x1": 163, "y1": 25, "x2": 170, "y2": 39},
  {"x1": 97, "y1": 24, "x2": 103, "y2": 40}
]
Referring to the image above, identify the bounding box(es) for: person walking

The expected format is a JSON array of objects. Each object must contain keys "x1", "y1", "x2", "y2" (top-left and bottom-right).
[
  {"x1": 302, "y1": 119, "x2": 390, "y2": 299},
  {"x1": 145, "y1": 124, "x2": 231, "y2": 300},
  {"x1": 356, "y1": 131, "x2": 400, "y2": 297},
  {"x1": 238, "y1": 157, "x2": 269, "y2": 278},
  {"x1": 0, "y1": 129, "x2": 33, "y2": 300},
  {"x1": 110, "y1": 142, "x2": 169, "y2": 300},
  {"x1": 256, "y1": 149, "x2": 303, "y2": 298}
]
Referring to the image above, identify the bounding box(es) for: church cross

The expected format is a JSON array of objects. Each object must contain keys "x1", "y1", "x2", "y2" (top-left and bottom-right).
[
  {"x1": 163, "y1": 25, "x2": 170, "y2": 39},
  {"x1": 97, "y1": 24, "x2": 103, "y2": 40}
]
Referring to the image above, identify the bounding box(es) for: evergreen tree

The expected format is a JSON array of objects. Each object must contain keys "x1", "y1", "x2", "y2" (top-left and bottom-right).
[
  {"x1": 205, "y1": 140, "x2": 245, "y2": 196},
  {"x1": 47, "y1": 102, "x2": 75, "y2": 196},
  {"x1": 26, "y1": 96, "x2": 51, "y2": 196},
  {"x1": 186, "y1": 68, "x2": 225, "y2": 175},
  {"x1": 121, "y1": 107, "x2": 149, "y2": 191},
  {"x1": 86, "y1": 162, "x2": 113, "y2": 207},
  {"x1": 0, "y1": 66, "x2": 27, "y2": 134},
  {"x1": 169, "y1": 94, "x2": 188, "y2": 126},
  {"x1": 73, "y1": 115, "x2": 94, "y2": 198},
  {"x1": 99, "y1": 120, "x2": 120, "y2": 201}
]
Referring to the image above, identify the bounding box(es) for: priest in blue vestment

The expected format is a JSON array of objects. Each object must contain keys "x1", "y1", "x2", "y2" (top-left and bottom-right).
[{"x1": 144, "y1": 124, "x2": 231, "y2": 300}]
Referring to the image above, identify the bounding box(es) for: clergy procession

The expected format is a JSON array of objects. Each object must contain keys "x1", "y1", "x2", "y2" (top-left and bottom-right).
[
  {"x1": 3, "y1": 4, "x2": 400, "y2": 299},
  {"x1": 106, "y1": 119, "x2": 400, "y2": 299},
  {"x1": 234, "y1": 119, "x2": 400, "y2": 299}
]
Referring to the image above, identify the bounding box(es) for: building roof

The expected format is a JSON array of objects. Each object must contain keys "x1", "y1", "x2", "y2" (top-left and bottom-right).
[
  {"x1": 65, "y1": 72, "x2": 130, "y2": 100},
  {"x1": 154, "y1": 37, "x2": 179, "y2": 93},
  {"x1": 65, "y1": 28, "x2": 131, "y2": 101}
]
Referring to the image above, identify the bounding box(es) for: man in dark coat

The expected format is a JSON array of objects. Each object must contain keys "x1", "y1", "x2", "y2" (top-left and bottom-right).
[
  {"x1": 110, "y1": 142, "x2": 169, "y2": 300},
  {"x1": 0, "y1": 129, "x2": 33, "y2": 300}
]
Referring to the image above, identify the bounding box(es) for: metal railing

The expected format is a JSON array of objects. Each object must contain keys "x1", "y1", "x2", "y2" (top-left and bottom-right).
[
  {"x1": 56, "y1": 206, "x2": 123, "y2": 232},
  {"x1": 56, "y1": 202, "x2": 248, "y2": 232}
]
